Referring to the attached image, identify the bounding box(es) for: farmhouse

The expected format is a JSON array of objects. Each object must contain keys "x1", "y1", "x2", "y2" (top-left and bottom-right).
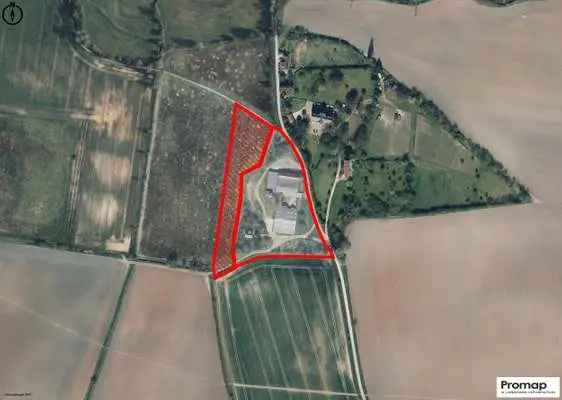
[
  {"x1": 312, "y1": 102, "x2": 338, "y2": 121},
  {"x1": 273, "y1": 205, "x2": 298, "y2": 235}
]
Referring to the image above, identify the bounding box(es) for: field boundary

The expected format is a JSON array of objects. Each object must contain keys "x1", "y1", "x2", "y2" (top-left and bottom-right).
[{"x1": 211, "y1": 102, "x2": 335, "y2": 280}]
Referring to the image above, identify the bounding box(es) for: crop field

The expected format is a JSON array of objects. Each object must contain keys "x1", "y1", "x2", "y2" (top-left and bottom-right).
[
  {"x1": 292, "y1": 67, "x2": 375, "y2": 105},
  {"x1": 139, "y1": 73, "x2": 232, "y2": 266},
  {"x1": 80, "y1": 0, "x2": 161, "y2": 60},
  {"x1": 73, "y1": 80, "x2": 151, "y2": 251},
  {"x1": 213, "y1": 262, "x2": 358, "y2": 399},
  {"x1": 159, "y1": 0, "x2": 263, "y2": 44},
  {"x1": 0, "y1": 0, "x2": 118, "y2": 110},
  {"x1": 0, "y1": 115, "x2": 84, "y2": 242},
  {"x1": 281, "y1": 27, "x2": 367, "y2": 67},
  {"x1": 164, "y1": 38, "x2": 274, "y2": 114},
  {"x1": 91, "y1": 264, "x2": 227, "y2": 400},
  {"x1": 0, "y1": 243, "x2": 127, "y2": 400}
]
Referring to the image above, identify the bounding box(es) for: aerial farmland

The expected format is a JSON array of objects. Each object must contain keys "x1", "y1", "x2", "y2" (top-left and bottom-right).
[{"x1": 213, "y1": 261, "x2": 360, "y2": 399}]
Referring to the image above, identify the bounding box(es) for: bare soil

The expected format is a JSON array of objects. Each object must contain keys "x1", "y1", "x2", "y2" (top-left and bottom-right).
[
  {"x1": 0, "y1": 243, "x2": 127, "y2": 400},
  {"x1": 92, "y1": 264, "x2": 227, "y2": 400},
  {"x1": 347, "y1": 206, "x2": 562, "y2": 399}
]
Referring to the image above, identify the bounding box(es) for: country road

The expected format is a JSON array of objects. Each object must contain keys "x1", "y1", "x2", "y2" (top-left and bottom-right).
[{"x1": 274, "y1": 32, "x2": 368, "y2": 400}]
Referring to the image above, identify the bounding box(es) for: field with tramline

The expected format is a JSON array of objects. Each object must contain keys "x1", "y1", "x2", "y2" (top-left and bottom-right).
[
  {"x1": 0, "y1": 0, "x2": 153, "y2": 251},
  {"x1": 213, "y1": 262, "x2": 359, "y2": 399}
]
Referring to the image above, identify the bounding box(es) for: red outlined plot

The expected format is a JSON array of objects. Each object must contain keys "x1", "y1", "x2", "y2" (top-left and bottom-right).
[{"x1": 211, "y1": 102, "x2": 335, "y2": 280}]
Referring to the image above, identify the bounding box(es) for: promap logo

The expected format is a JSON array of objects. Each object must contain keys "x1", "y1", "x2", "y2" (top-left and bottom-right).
[{"x1": 497, "y1": 377, "x2": 560, "y2": 398}]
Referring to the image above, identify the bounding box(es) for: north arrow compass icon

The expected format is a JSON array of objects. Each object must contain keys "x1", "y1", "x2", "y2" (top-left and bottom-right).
[{"x1": 2, "y1": 2, "x2": 23, "y2": 25}]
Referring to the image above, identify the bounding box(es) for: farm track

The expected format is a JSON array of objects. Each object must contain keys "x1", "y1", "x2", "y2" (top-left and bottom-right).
[
  {"x1": 275, "y1": 30, "x2": 366, "y2": 399},
  {"x1": 135, "y1": 75, "x2": 162, "y2": 256}
]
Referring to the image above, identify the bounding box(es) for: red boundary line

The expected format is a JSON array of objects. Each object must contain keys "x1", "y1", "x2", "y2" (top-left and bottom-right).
[{"x1": 211, "y1": 102, "x2": 335, "y2": 280}]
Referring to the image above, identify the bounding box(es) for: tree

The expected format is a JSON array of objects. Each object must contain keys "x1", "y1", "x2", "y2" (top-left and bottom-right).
[
  {"x1": 354, "y1": 123, "x2": 369, "y2": 143},
  {"x1": 329, "y1": 68, "x2": 344, "y2": 81},
  {"x1": 346, "y1": 88, "x2": 359, "y2": 103},
  {"x1": 367, "y1": 37, "x2": 375, "y2": 58}
]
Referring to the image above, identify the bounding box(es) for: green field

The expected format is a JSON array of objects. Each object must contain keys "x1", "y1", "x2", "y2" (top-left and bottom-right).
[
  {"x1": 281, "y1": 27, "x2": 368, "y2": 67},
  {"x1": 80, "y1": 0, "x2": 161, "y2": 61},
  {"x1": 0, "y1": 116, "x2": 83, "y2": 243},
  {"x1": 160, "y1": 0, "x2": 264, "y2": 44},
  {"x1": 0, "y1": 0, "x2": 153, "y2": 251},
  {"x1": 292, "y1": 67, "x2": 375, "y2": 106},
  {"x1": 139, "y1": 73, "x2": 232, "y2": 266},
  {"x1": 0, "y1": 0, "x2": 86, "y2": 108},
  {"x1": 214, "y1": 262, "x2": 359, "y2": 398}
]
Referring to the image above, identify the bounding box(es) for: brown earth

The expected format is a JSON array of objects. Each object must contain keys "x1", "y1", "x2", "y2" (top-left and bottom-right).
[
  {"x1": 348, "y1": 206, "x2": 562, "y2": 399},
  {"x1": 0, "y1": 243, "x2": 127, "y2": 400},
  {"x1": 92, "y1": 264, "x2": 227, "y2": 400}
]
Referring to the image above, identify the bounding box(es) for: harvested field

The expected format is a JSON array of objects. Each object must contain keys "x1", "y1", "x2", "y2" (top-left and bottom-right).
[
  {"x1": 214, "y1": 263, "x2": 358, "y2": 398},
  {"x1": 0, "y1": 243, "x2": 128, "y2": 400},
  {"x1": 139, "y1": 73, "x2": 232, "y2": 266},
  {"x1": 0, "y1": 115, "x2": 83, "y2": 242},
  {"x1": 164, "y1": 39, "x2": 274, "y2": 114},
  {"x1": 347, "y1": 206, "x2": 562, "y2": 399},
  {"x1": 73, "y1": 81, "x2": 151, "y2": 251},
  {"x1": 91, "y1": 264, "x2": 227, "y2": 400}
]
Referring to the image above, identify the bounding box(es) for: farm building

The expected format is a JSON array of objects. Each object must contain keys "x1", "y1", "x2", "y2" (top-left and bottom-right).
[{"x1": 267, "y1": 169, "x2": 304, "y2": 202}]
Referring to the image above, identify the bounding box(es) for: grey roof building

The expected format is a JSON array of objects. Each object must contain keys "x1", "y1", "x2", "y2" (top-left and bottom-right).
[
  {"x1": 266, "y1": 169, "x2": 303, "y2": 198},
  {"x1": 273, "y1": 206, "x2": 298, "y2": 235}
]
